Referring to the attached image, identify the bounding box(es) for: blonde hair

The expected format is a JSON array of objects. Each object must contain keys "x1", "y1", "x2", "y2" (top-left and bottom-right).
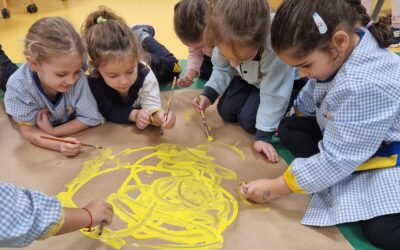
[
  {"x1": 81, "y1": 6, "x2": 147, "y2": 69},
  {"x1": 24, "y1": 17, "x2": 84, "y2": 63},
  {"x1": 204, "y1": 0, "x2": 270, "y2": 53}
]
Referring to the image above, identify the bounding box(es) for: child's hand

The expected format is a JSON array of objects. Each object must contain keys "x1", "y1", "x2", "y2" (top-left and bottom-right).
[
  {"x1": 177, "y1": 75, "x2": 194, "y2": 88},
  {"x1": 192, "y1": 95, "x2": 211, "y2": 112},
  {"x1": 240, "y1": 177, "x2": 292, "y2": 204},
  {"x1": 59, "y1": 137, "x2": 81, "y2": 157},
  {"x1": 156, "y1": 110, "x2": 176, "y2": 129},
  {"x1": 135, "y1": 109, "x2": 151, "y2": 130},
  {"x1": 253, "y1": 140, "x2": 280, "y2": 163},
  {"x1": 83, "y1": 200, "x2": 114, "y2": 227},
  {"x1": 36, "y1": 109, "x2": 55, "y2": 135}
]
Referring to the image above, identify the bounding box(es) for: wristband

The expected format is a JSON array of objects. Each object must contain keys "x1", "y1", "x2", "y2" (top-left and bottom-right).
[{"x1": 82, "y1": 208, "x2": 93, "y2": 232}]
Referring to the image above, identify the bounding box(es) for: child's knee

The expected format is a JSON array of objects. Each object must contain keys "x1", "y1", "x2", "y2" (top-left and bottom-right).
[
  {"x1": 237, "y1": 113, "x2": 256, "y2": 134},
  {"x1": 217, "y1": 103, "x2": 237, "y2": 122}
]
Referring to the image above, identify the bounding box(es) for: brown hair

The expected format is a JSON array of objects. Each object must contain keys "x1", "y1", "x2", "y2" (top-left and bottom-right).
[
  {"x1": 81, "y1": 6, "x2": 147, "y2": 69},
  {"x1": 174, "y1": 0, "x2": 207, "y2": 44},
  {"x1": 24, "y1": 17, "x2": 84, "y2": 63},
  {"x1": 271, "y1": 0, "x2": 393, "y2": 58},
  {"x1": 203, "y1": 0, "x2": 270, "y2": 54}
]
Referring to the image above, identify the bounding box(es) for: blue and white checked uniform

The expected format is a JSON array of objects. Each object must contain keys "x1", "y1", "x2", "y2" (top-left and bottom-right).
[
  {"x1": 0, "y1": 183, "x2": 62, "y2": 247},
  {"x1": 292, "y1": 29, "x2": 400, "y2": 226},
  {"x1": 4, "y1": 64, "x2": 104, "y2": 127}
]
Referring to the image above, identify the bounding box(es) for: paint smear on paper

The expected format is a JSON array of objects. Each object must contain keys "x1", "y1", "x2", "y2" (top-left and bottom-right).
[{"x1": 58, "y1": 143, "x2": 239, "y2": 249}]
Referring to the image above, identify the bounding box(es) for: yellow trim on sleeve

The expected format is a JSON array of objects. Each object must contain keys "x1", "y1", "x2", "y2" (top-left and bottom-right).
[
  {"x1": 38, "y1": 209, "x2": 65, "y2": 240},
  {"x1": 356, "y1": 155, "x2": 398, "y2": 171},
  {"x1": 16, "y1": 121, "x2": 33, "y2": 126},
  {"x1": 173, "y1": 63, "x2": 182, "y2": 73},
  {"x1": 149, "y1": 109, "x2": 162, "y2": 126},
  {"x1": 283, "y1": 165, "x2": 306, "y2": 194}
]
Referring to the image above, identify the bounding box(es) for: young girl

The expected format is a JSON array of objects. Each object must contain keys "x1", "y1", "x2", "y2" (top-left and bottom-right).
[
  {"x1": 0, "y1": 182, "x2": 113, "y2": 247},
  {"x1": 173, "y1": 0, "x2": 213, "y2": 87},
  {"x1": 192, "y1": 0, "x2": 295, "y2": 163},
  {"x1": 241, "y1": 0, "x2": 400, "y2": 249},
  {"x1": 83, "y1": 7, "x2": 175, "y2": 130},
  {"x1": 4, "y1": 17, "x2": 104, "y2": 157}
]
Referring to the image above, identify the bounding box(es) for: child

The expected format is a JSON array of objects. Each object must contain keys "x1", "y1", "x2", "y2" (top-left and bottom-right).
[
  {"x1": 192, "y1": 0, "x2": 295, "y2": 163},
  {"x1": 0, "y1": 183, "x2": 113, "y2": 247},
  {"x1": 361, "y1": 0, "x2": 400, "y2": 46},
  {"x1": 131, "y1": 24, "x2": 181, "y2": 83},
  {"x1": 241, "y1": 0, "x2": 400, "y2": 249},
  {"x1": 0, "y1": 44, "x2": 18, "y2": 91},
  {"x1": 83, "y1": 7, "x2": 175, "y2": 130},
  {"x1": 174, "y1": 0, "x2": 213, "y2": 87},
  {"x1": 4, "y1": 17, "x2": 104, "y2": 157}
]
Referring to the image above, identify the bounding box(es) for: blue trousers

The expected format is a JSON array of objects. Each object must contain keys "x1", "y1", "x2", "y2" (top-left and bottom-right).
[
  {"x1": 142, "y1": 36, "x2": 179, "y2": 83},
  {"x1": 0, "y1": 44, "x2": 18, "y2": 91},
  {"x1": 217, "y1": 76, "x2": 259, "y2": 134}
]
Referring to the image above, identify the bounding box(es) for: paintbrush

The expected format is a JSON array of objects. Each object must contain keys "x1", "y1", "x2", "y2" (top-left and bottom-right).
[
  {"x1": 40, "y1": 136, "x2": 103, "y2": 149},
  {"x1": 197, "y1": 96, "x2": 214, "y2": 142},
  {"x1": 160, "y1": 77, "x2": 177, "y2": 135},
  {"x1": 98, "y1": 223, "x2": 104, "y2": 236}
]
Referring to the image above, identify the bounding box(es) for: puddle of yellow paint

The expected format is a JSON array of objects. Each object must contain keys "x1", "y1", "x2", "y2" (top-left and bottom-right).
[{"x1": 58, "y1": 143, "x2": 239, "y2": 249}]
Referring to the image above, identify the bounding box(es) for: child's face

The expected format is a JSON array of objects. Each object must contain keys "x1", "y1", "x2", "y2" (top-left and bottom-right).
[
  {"x1": 97, "y1": 56, "x2": 138, "y2": 95},
  {"x1": 218, "y1": 42, "x2": 258, "y2": 68},
  {"x1": 278, "y1": 49, "x2": 342, "y2": 81},
  {"x1": 31, "y1": 53, "x2": 82, "y2": 94}
]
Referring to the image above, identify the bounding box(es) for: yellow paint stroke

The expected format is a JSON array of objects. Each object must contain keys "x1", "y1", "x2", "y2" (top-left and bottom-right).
[
  {"x1": 183, "y1": 110, "x2": 195, "y2": 121},
  {"x1": 57, "y1": 143, "x2": 239, "y2": 249},
  {"x1": 237, "y1": 188, "x2": 271, "y2": 212},
  {"x1": 215, "y1": 141, "x2": 245, "y2": 160}
]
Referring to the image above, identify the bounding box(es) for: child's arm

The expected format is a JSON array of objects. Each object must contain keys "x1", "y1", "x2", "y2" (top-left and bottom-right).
[
  {"x1": 0, "y1": 183, "x2": 113, "y2": 247},
  {"x1": 19, "y1": 125, "x2": 81, "y2": 156},
  {"x1": 56, "y1": 200, "x2": 113, "y2": 235},
  {"x1": 240, "y1": 176, "x2": 292, "y2": 204},
  {"x1": 36, "y1": 109, "x2": 90, "y2": 137},
  {"x1": 200, "y1": 48, "x2": 234, "y2": 107},
  {"x1": 178, "y1": 47, "x2": 202, "y2": 87}
]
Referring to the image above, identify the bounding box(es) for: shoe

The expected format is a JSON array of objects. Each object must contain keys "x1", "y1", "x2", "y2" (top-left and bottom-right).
[
  {"x1": 131, "y1": 24, "x2": 155, "y2": 41},
  {"x1": 391, "y1": 27, "x2": 400, "y2": 47}
]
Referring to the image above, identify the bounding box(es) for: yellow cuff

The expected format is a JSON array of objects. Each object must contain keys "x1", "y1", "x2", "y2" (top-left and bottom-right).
[
  {"x1": 173, "y1": 63, "x2": 182, "y2": 74},
  {"x1": 17, "y1": 121, "x2": 32, "y2": 126},
  {"x1": 149, "y1": 109, "x2": 162, "y2": 126},
  {"x1": 283, "y1": 165, "x2": 306, "y2": 194},
  {"x1": 38, "y1": 209, "x2": 65, "y2": 240}
]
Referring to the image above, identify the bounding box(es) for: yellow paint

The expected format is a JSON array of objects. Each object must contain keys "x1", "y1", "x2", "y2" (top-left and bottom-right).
[
  {"x1": 183, "y1": 110, "x2": 195, "y2": 121},
  {"x1": 207, "y1": 135, "x2": 215, "y2": 142},
  {"x1": 237, "y1": 188, "x2": 271, "y2": 212},
  {"x1": 57, "y1": 143, "x2": 239, "y2": 249},
  {"x1": 215, "y1": 142, "x2": 245, "y2": 160}
]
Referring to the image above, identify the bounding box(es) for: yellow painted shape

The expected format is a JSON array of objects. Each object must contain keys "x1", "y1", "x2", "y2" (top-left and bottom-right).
[
  {"x1": 57, "y1": 143, "x2": 239, "y2": 249},
  {"x1": 183, "y1": 110, "x2": 195, "y2": 121}
]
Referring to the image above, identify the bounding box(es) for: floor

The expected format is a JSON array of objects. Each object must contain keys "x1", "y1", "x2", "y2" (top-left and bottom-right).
[
  {"x1": 0, "y1": 1, "x2": 395, "y2": 249},
  {"x1": 0, "y1": 0, "x2": 395, "y2": 63}
]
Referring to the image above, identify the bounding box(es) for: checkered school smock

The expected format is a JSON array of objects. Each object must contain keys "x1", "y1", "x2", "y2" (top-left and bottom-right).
[
  {"x1": 4, "y1": 64, "x2": 104, "y2": 126},
  {"x1": 292, "y1": 29, "x2": 400, "y2": 226},
  {"x1": 0, "y1": 183, "x2": 62, "y2": 247}
]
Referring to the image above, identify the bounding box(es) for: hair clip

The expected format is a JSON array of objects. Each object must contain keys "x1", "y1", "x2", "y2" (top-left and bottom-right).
[
  {"x1": 96, "y1": 16, "x2": 107, "y2": 24},
  {"x1": 312, "y1": 12, "x2": 327, "y2": 34}
]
